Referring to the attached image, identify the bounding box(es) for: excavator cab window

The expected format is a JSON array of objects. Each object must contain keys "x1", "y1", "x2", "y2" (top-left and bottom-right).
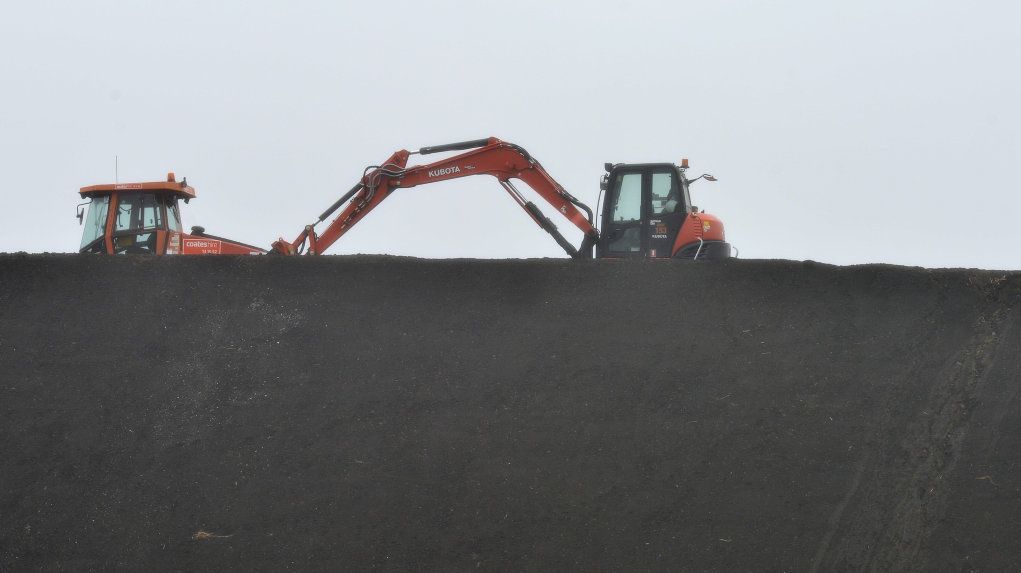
[
  {"x1": 607, "y1": 173, "x2": 643, "y2": 254},
  {"x1": 651, "y1": 172, "x2": 679, "y2": 215},
  {"x1": 648, "y1": 170, "x2": 688, "y2": 257}
]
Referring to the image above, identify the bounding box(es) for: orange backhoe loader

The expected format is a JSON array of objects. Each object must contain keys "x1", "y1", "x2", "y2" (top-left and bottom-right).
[
  {"x1": 77, "y1": 173, "x2": 264, "y2": 255},
  {"x1": 77, "y1": 137, "x2": 731, "y2": 259}
]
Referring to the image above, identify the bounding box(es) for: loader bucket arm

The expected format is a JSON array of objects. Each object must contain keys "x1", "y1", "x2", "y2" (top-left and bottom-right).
[{"x1": 271, "y1": 137, "x2": 599, "y2": 257}]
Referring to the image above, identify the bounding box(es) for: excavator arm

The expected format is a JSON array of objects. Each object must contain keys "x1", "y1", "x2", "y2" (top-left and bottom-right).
[{"x1": 271, "y1": 137, "x2": 600, "y2": 257}]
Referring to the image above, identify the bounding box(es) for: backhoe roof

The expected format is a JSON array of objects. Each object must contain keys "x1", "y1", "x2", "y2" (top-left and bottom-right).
[{"x1": 79, "y1": 177, "x2": 196, "y2": 199}]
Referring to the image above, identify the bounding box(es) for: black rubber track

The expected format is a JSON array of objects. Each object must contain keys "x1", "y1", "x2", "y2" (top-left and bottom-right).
[{"x1": 1, "y1": 255, "x2": 1019, "y2": 571}]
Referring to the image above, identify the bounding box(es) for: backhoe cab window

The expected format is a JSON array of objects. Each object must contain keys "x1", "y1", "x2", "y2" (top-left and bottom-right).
[
  {"x1": 79, "y1": 196, "x2": 110, "y2": 250},
  {"x1": 166, "y1": 197, "x2": 182, "y2": 232},
  {"x1": 115, "y1": 193, "x2": 163, "y2": 231},
  {"x1": 112, "y1": 193, "x2": 164, "y2": 254}
]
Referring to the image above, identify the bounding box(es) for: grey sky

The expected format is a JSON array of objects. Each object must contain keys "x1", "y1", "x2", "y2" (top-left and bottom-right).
[{"x1": 1, "y1": 0, "x2": 1018, "y2": 268}]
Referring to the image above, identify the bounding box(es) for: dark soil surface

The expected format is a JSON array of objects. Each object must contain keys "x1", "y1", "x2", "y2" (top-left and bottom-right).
[{"x1": 1, "y1": 254, "x2": 1019, "y2": 572}]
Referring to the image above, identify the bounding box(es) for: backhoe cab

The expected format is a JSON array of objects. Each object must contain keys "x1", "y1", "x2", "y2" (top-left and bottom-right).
[
  {"x1": 77, "y1": 173, "x2": 264, "y2": 255},
  {"x1": 597, "y1": 161, "x2": 731, "y2": 259}
]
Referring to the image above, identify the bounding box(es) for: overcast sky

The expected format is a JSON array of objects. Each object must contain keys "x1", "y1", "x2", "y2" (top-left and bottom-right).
[{"x1": 1, "y1": 0, "x2": 1017, "y2": 269}]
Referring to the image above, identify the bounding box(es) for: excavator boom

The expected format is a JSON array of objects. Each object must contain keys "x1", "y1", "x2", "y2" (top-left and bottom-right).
[{"x1": 271, "y1": 137, "x2": 599, "y2": 257}]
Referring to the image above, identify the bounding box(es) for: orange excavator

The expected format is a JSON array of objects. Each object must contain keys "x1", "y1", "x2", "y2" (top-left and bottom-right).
[
  {"x1": 77, "y1": 137, "x2": 731, "y2": 259},
  {"x1": 270, "y1": 137, "x2": 731, "y2": 259}
]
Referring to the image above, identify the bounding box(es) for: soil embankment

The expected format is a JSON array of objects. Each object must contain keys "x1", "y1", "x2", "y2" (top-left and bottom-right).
[{"x1": 1, "y1": 255, "x2": 1019, "y2": 571}]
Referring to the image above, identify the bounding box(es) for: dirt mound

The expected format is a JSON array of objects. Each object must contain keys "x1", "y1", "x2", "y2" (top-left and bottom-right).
[{"x1": 1, "y1": 255, "x2": 1019, "y2": 571}]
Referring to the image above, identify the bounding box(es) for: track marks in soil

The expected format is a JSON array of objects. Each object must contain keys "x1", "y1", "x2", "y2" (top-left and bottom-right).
[
  {"x1": 812, "y1": 276, "x2": 1016, "y2": 572},
  {"x1": 810, "y1": 452, "x2": 871, "y2": 573}
]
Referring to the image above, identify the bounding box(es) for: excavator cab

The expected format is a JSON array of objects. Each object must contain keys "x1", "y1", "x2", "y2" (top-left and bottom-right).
[{"x1": 597, "y1": 161, "x2": 731, "y2": 259}]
